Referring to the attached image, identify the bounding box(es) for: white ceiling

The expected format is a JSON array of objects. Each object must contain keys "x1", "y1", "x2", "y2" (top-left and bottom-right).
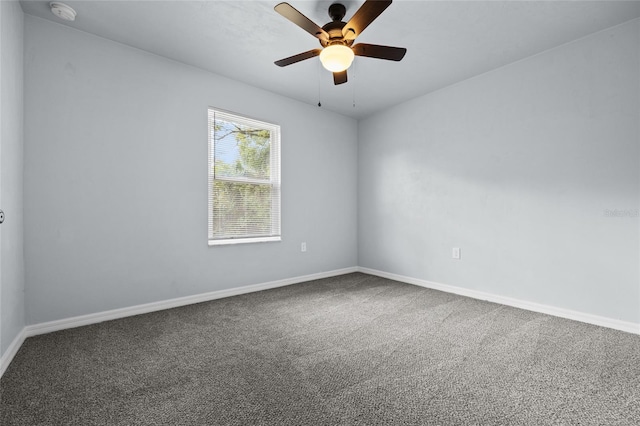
[{"x1": 20, "y1": 0, "x2": 640, "y2": 118}]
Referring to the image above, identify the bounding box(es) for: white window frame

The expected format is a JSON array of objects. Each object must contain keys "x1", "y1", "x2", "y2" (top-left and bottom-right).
[{"x1": 208, "y1": 108, "x2": 281, "y2": 246}]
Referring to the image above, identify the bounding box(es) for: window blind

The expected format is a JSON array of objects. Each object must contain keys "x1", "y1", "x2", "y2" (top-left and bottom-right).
[{"x1": 208, "y1": 108, "x2": 281, "y2": 245}]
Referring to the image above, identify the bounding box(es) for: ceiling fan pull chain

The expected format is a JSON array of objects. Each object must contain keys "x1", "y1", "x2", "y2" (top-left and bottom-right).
[
  {"x1": 317, "y1": 59, "x2": 322, "y2": 107},
  {"x1": 352, "y1": 59, "x2": 356, "y2": 108}
]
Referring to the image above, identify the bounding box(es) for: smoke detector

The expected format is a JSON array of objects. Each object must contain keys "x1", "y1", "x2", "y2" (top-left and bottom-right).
[{"x1": 50, "y1": 2, "x2": 76, "y2": 21}]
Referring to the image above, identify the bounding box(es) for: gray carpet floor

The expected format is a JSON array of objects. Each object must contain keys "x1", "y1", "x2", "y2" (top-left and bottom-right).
[{"x1": 1, "y1": 273, "x2": 640, "y2": 425}]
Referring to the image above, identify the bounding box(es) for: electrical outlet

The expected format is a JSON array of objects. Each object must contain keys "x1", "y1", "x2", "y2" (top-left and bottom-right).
[
  {"x1": 452, "y1": 247, "x2": 460, "y2": 260},
  {"x1": 301, "y1": 242, "x2": 307, "y2": 252}
]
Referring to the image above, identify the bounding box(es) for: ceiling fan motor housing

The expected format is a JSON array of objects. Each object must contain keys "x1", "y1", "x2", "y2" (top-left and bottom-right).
[{"x1": 321, "y1": 3, "x2": 353, "y2": 48}]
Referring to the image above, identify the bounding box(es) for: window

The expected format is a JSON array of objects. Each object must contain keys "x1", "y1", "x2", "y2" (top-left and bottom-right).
[{"x1": 208, "y1": 108, "x2": 281, "y2": 245}]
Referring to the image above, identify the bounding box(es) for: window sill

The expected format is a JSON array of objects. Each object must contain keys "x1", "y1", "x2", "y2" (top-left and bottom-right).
[{"x1": 208, "y1": 236, "x2": 281, "y2": 246}]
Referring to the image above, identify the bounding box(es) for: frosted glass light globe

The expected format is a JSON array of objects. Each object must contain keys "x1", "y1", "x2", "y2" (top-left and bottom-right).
[{"x1": 319, "y1": 45, "x2": 355, "y2": 72}]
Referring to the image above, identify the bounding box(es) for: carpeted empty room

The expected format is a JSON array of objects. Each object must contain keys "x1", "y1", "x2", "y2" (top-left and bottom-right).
[
  {"x1": 2, "y1": 273, "x2": 640, "y2": 425},
  {"x1": 2, "y1": 1, "x2": 640, "y2": 425}
]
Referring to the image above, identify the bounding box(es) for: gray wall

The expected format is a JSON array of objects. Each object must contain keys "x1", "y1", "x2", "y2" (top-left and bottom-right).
[
  {"x1": 24, "y1": 16, "x2": 358, "y2": 324},
  {"x1": 0, "y1": 0, "x2": 25, "y2": 355},
  {"x1": 358, "y1": 19, "x2": 640, "y2": 323},
  {"x1": 18, "y1": 13, "x2": 640, "y2": 330}
]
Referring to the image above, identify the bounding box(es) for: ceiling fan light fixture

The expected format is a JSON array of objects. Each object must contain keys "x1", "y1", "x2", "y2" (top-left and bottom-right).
[{"x1": 319, "y1": 45, "x2": 355, "y2": 72}]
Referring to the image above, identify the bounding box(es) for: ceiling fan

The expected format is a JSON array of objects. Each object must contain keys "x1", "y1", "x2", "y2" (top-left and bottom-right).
[{"x1": 274, "y1": 0, "x2": 407, "y2": 85}]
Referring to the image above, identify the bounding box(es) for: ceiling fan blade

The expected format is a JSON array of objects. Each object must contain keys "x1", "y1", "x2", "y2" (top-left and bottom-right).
[
  {"x1": 275, "y1": 49, "x2": 322, "y2": 67},
  {"x1": 275, "y1": 3, "x2": 329, "y2": 42},
  {"x1": 342, "y1": 0, "x2": 392, "y2": 41},
  {"x1": 352, "y1": 43, "x2": 407, "y2": 61},
  {"x1": 333, "y1": 70, "x2": 348, "y2": 85}
]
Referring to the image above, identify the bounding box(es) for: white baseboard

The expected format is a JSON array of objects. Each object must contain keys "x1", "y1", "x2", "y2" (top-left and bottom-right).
[
  {"x1": 358, "y1": 267, "x2": 640, "y2": 335},
  {"x1": 0, "y1": 327, "x2": 26, "y2": 378},
  {"x1": 3, "y1": 265, "x2": 638, "y2": 379},
  {"x1": 0, "y1": 267, "x2": 357, "y2": 379},
  {"x1": 24, "y1": 267, "x2": 358, "y2": 338}
]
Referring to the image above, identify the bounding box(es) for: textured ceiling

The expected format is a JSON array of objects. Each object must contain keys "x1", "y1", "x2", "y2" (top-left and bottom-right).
[{"x1": 20, "y1": 0, "x2": 640, "y2": 118}]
